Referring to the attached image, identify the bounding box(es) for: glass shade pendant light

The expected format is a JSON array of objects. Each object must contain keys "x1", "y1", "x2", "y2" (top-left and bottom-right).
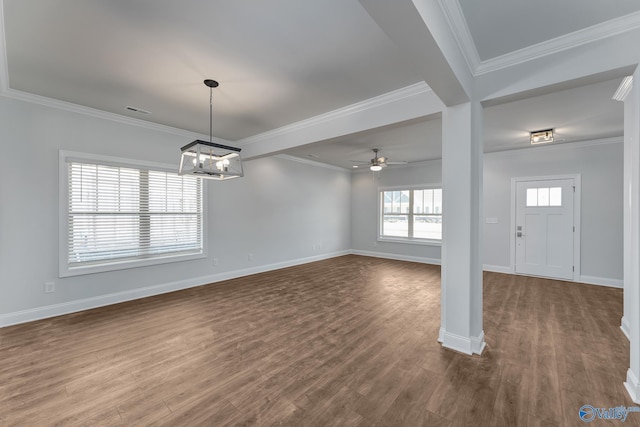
[{"x1": 179, "y1": 79, "x2": 243, "y2": 180}]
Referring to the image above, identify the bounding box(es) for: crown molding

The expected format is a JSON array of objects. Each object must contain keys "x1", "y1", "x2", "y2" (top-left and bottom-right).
[
  {"x1": 0, "y1": 87, "x2": 236, "y2": 143},
  {"x1": 486, "y1": 136, "x2": 623, "y2": 156},
  {"x1": 474, "y1": 10, "x2": 640, "y2": 75},
  {"x1": 276, "y1": 154, "x2": 442, "y2": 174},
  {"x1": 237, "y1": 82, "x2": 432, "y2": 147},
  {"x1": 439, "y1": 0, "x2": 640, "y2": 76},
  {"x1": 274, "y1": 154, "x2": 350, "y2": 172},
  {"x1": 437, "y1": 0, "x2": 481, "y2": 76},
  {"x1": 275, "y1": 137, "x2": 621, "y2": 173}
]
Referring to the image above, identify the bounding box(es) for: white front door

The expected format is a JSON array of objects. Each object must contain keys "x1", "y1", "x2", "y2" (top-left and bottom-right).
[{"x1": 515, "y1": 178, "x2": 575, "y2": 280}]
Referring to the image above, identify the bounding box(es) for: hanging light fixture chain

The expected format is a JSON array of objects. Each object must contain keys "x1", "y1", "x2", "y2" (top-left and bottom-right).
[{"x1": 202, "y1": 78, "x2": 218, "y2": 143}]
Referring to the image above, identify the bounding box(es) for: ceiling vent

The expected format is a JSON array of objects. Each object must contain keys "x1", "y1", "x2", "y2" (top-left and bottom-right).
[{"x1": 125, "y1": 106, "x2": 151, "y2": 115}]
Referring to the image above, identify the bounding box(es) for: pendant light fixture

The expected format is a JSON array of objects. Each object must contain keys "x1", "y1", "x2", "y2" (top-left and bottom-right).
[{"x1": 179, "y1": 79, "x2": 243, "y2": 180}]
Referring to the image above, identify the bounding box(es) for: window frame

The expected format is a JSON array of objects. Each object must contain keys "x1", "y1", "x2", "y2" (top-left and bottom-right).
[
  {"x1": 59, "y1": 150, "x2": 208, "y2": 277},
  {"x1": 378, "y1": 185, "x2": 442, "y2": 246}
]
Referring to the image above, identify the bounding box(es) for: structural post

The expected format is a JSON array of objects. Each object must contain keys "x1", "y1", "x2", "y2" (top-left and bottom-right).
[
  {"x1": 624, "y1": 66, "x2": 640, "y2": 403},
  {"x1": 439, "y1": 101, "x2": 485, "y2": 355}
]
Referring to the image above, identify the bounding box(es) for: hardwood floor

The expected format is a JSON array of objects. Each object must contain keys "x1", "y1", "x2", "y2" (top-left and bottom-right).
[{"x1": 0, "y1": 255, "x2": 631, "y2": 426}]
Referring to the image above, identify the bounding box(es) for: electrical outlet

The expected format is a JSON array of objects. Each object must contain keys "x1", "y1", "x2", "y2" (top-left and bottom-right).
[
  {"x1": 44, "y1": 281, "x2": 55, "y2": 293},
  {"x1": 212, "y1": 258, "x2": 219, "y2": 266},
  {"x1": 248, "y1": 253, "x2": 254, "y2": 262}
]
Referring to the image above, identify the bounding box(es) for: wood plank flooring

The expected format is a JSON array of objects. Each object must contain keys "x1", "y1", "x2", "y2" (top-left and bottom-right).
[{"x1": 0, "y1": 255, "x2": 631, "y2": 426}]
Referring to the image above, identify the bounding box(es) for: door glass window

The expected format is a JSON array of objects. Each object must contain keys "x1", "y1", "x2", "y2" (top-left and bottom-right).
[
  {"x1": 526, "y1": 187, "x2": 562, "y2": 207},
  {"x1": 549, "y1": 187, "x2": 562, "y2": 206}
]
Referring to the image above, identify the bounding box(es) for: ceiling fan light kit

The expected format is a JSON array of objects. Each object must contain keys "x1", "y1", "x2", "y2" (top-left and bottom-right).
[
  {"x1": 351, "y1": 148, "x2": 408, "y2": 172},
  {"x1": 179, "y1": 79, "x2": 244, "y2": 180}
]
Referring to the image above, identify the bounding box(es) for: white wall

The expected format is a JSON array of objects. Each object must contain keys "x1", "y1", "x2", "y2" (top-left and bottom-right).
[
  {"x1": 350, "y1": 140, "x2": 624, "y2": 286},
  {"x1": 0, "y1": 95, "x2": 624, "y2": 326},
  {"x1": 484, "y1": 139, "x2": 624, "y2": 285},
  {"x1": 0, "y1": 97, "x2": 351, "y2": 325}
]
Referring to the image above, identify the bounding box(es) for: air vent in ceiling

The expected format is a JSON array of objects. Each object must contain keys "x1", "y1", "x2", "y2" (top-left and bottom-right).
[{"x1": 125, "y1": 106, "x2": 151, "y2": 115}]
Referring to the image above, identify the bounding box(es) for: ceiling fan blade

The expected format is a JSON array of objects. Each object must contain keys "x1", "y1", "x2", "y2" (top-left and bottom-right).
[{"x1": 351, "y1": 149, "x2": 409, "y2": 168}]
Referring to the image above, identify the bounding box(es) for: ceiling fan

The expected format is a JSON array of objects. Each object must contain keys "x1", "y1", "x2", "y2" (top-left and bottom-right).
[{"x1": 351, "y1": 148, "x2": 408, "y2": 171}]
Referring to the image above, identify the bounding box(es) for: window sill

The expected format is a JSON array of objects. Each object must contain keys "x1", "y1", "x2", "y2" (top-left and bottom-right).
[
  {"x1": 60, "y1": 251, "x2": 206, "y2": 277},
  {"x1": 377, "y1": 237, "x2": 442, "y2": 247}
]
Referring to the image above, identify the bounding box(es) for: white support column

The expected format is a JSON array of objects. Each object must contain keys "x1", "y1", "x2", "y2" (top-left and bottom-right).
[
  {"x1": 439, "y1": 101, "x2": 485, "y2": 355},
  {"x1": 625, "y1": 66, "x2": 640, "y2": 403},
  {"x1": 622, "y1": 74, "x2": 634, "y2": 342}
]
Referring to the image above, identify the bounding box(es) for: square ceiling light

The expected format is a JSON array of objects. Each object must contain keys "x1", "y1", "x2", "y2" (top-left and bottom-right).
[{"x1": 530, "y1": 129, "x2": 554, "y2": 145}]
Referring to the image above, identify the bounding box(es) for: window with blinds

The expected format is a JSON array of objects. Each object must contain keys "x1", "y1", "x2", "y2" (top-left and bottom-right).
[{"x1": 60, "y1": 152, "x2": 204, "y2": 276}]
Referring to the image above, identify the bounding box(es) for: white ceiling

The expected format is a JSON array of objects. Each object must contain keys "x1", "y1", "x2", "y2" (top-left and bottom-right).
[
  {"x1": 484, "y1": 78, "x2": 624, "y2": 151},
  {"x1": 0, "y1": 0, "x2": 633, "y2": 169},
  {"x1": 3, "y1": 0, "x2": 422, "y2": 140},
  {"x1": 458, "y1": 0, "x2": 640, "y2": 61},
  {"x1": 283, "y1": 78, "x2": 624, "y2": 169},
  {"x1": 283, "y1": 115, "x2": 443, "y2": 170}
]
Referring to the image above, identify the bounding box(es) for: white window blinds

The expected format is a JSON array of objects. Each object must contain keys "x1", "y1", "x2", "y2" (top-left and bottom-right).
[{"x1": 64, "y1": 158, "x2": 203, "y2": 274}]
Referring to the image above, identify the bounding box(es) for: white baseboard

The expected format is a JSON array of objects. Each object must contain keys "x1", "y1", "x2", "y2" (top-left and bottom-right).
[
  {"x1": 626, "y1": 369, "x2": 640, "y2": 404},
  {"x1": 0, "y1": 250, "x2": 350, "y2": 328},
  {"x1": 483, "y1": 264, "x2": 512, "y2": 274},
  {"x1": 350, "y1": 250, "x2": 441, "y2": 265},
  {"x1": 577, "y1": 275, "x2": 623, "y2": 289},
  {"x1": 481, "y1": 267, "x2": 622, "y2": 288},
  {"x1": 621, "y1": 316, "x2": 631, "y2": 341},
  {"x1": 438, "y1": 328, "x2": 486, "y2": 355}
]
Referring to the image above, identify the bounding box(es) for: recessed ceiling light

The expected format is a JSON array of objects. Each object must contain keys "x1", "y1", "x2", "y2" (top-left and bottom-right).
[{"x1": 352, "y1": 165, "x2": 358, "y2": 168}]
